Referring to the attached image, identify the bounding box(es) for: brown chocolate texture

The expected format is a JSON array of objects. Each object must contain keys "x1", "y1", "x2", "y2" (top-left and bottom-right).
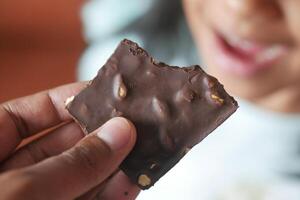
[{"x1": 66, "y1": 39, "x2": 238, "y2": 189}]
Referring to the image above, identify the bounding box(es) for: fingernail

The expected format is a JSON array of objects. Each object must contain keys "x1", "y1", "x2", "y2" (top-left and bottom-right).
[{"x1": 96, "y1": 117, "x2": 133, "y2": 151}]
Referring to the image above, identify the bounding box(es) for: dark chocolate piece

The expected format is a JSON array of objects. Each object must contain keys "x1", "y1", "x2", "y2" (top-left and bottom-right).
[{"x1": 66, "y1": 39, "x2": 238, "y2": 189}]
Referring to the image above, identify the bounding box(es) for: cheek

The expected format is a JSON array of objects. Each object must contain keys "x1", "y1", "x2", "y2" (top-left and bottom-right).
[
  {"x1": 280, "y1": 2, "x2": 300, "y2": 78},
  {"x1": 183, "y1": 0, "x2": 227, "y2": 43},
  {"x1": 182, "y1": 0, "x2": 209, "y2": 43},
  {"x1": 280, "y1": 1, "x2": 300, "y2": 43}
]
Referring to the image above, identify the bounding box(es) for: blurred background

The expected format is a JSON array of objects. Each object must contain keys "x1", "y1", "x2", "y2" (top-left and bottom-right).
[
  {"x1": 0, "y1": 0, "x2": 85, "y2": 102},
  {"x1": 0, "y1": 0, "x2": 195, "y2": 102},
  {"x1": 1, "y1": 0, "x2": 300, "y2": 199}
]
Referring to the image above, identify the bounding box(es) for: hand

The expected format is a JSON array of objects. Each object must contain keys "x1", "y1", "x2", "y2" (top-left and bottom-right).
[{"x1": 0, "y1": 82, "x2": 139, "y2": 200}]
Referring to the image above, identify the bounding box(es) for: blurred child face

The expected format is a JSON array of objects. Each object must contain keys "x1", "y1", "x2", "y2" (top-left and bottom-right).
[{"x1": 183, "y1": 0, "x2": 300, "y2": 112}]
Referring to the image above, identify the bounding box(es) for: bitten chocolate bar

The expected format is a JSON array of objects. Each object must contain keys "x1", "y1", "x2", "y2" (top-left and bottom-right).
[{"x1": 66, "y1": 39, "x2": 238, "y2": 189}]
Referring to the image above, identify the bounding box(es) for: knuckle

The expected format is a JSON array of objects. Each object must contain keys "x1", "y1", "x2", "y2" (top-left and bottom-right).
[
  {"x1": 1, "y1": 103, "x2": 30, "y2": 138},
  {"x1": 67, "y1": 145, "x2": 98, "y2": 172},
  {"x1": 26, "y1": 142, "x2": 48, "y2": 164},
  {"x1": 62, "y1": 137, "x2": 112, "y2": 178}
]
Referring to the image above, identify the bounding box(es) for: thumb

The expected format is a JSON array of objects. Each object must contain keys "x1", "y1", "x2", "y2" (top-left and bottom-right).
[{"x1": 0, "y1": 117, "x2": 136, "y2": 200}]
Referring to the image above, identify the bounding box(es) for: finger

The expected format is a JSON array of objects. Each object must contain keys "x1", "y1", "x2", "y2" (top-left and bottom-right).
[
  {"x1": 78, "y1": 171, "x2": 140, "y2": 200},
  {"x1": 0, "y1": 117, "x2": 136, "y2": 200},
  {"x1": 0, "y1": 82, "x2": 86, "y2": 161},
  {"x1": 77, "y1": 170, "x2": 120, "y2": 200},
  {"x1": 95, "y1": 171, "x2": 140, "y2": 200},
  {"x1": 1, "y1": 122, "x2": 84, "y2": 171}
]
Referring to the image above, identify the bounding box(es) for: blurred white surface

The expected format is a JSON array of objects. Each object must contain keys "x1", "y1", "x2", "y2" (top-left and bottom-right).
[
  {"x1": 79, "y1": 1, "x2": 300, "y2": 199},
  {"x1": 79, "y1": 0, "x2": 151, "y2": 81},
  {"x1": 138, "y1": 101, "x2": 300, "y2": 200},
  {"x1": 81, "y1": 0, "x2": 152, "y2": 43}
]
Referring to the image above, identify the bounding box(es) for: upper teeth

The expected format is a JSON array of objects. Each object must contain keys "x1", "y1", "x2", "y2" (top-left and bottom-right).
[
  {"x1": 226, "y1": 34, "x2": 259, "y2": 51},
  {"x1": 225, "y1": 33, "x2": 287, "y2": 62},
  {"x1": 255, "y1": 45, "x2": 287, "y2": 63}
]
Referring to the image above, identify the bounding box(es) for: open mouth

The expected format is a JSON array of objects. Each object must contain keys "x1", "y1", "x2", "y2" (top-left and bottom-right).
[{"x1": 211, "y1": 30, "x2": 288, "y2": 76}]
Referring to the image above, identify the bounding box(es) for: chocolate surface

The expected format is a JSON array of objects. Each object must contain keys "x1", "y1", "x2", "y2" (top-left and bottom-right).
[{"x1": 66, "y1": 39, "x2": 238, "y2": 189}]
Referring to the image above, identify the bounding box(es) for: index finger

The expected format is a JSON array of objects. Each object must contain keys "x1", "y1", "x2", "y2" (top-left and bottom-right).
[{"x1": 0, "y1": 82, "x2": 87, "y2": 161}]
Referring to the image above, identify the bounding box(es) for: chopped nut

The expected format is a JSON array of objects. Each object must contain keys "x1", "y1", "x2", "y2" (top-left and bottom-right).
[
  {"x1": 183, "y1": 147, "x2": 191, "y2": 154},
  {"x1": 175, "y1": 86, "x2": 195, "y2": 103},
  {"x1": 138, "y1": 174, "x2": 151, "y2": 187},
  {"x1": 113, "y1": 74, "x2": 127, "y2": 99},
  {"x1": 152, "y1": 97, "x2": 169, "y2": 120},
  {"x1": 65, "y1": 96, "x2": 74, "y2": 106},
  {"x1": 211, "y1": 94, "x2": 224, "y2": 105},
  {"x1": 150, "y1": 163, "x2": 157, "y2": 169},
  {"x1": 118, "y1": 84, "x2": 127, "y2": 98}
]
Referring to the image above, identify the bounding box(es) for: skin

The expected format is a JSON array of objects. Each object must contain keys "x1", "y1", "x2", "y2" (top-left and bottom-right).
[
  {"x1": 182, "y1": 0, "x2": 300, "y2": 113},
  {"x1": 0, "y1": 83, "x2": 140, "y2": 200},
  {"x1": 3, "y1": 1, "x2": 300, "y2": 198}
]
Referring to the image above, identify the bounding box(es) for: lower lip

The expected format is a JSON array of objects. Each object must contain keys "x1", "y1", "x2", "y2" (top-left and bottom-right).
[{"x1": 211, "y1": 31, "x2": 281, "y2": 77}]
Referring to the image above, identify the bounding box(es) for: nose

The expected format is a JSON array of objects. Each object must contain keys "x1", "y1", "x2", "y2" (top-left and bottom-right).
[{"x1": 226, "y1": 0, "x2": 282, "y2": 18}]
